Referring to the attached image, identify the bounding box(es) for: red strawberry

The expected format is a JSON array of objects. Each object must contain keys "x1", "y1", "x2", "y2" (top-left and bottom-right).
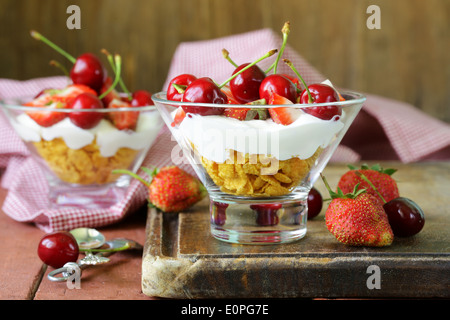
[
  {"x1": 171, "y1": 106, "x2": 186, "y2": 127},
  {"x1": 25, "y1": 101, "x2": 67, "y2": 127},
  {"x1": 224, "y1": 99, "x2": 268, "y2": 121},
  {"x1": 113, "y1": 166, "x2": 206, "y2": 213},
  {"x1": 322, "y1": 175, "x2": 394, "y2": 247},
  {"x1": 148, "y1": 166, "x2": 206, "y2": 212},
  {"x1": 107, "y1": 98, "x2": 139, "y2": 130},
  {"x1": 53, "y1": 84, "x2": 97, "y2": 104},
  {"x1": 268, "y1": 92, "x2": 302, "y2": 125},
  {"x1": 221, "y1": 86, "x2": 239, "y2": 104},
  {"x1": 99, "y1": 76, "x2": 121, "y2": 106},
  {"x1": 223, "y1": 107, "x2": 251, "y2": 120},
  {"x1": 337, "y1": 164, "x2": 399, "y2": 205},
  {"x1": 23, "y1": 85, "x2": 94, "y2": 127}
]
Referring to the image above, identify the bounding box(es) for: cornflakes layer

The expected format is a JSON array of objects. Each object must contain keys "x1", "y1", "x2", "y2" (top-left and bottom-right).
[
  {"x1": 33, "y1": 138, "x2": 139, "y2": 185},
  {"x1": 201, "y1": 149, "x2": 321, "y2": 196}
]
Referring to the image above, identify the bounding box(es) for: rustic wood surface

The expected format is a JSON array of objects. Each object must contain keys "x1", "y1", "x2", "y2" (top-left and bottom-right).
[
  {"x1": 0, "y1": 178, "x2": 153, "y2": 300},
  {"x1": 142, "y1": 162, "x2": 450, "y2": 299},
  {"x1": 0, "y1": 162, "x2": 449, "y2": 300},
  {"x1": 0, "y1": 0, "x2": 448, "y2": 122}
]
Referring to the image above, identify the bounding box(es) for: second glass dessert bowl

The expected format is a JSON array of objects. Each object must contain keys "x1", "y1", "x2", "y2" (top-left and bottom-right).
[
  {"x1": 1, "y1": 95, "x2": 162, "y2": 209},
  {"x1": 153, "y1": 90, "x2": 365, "y2": 245}
]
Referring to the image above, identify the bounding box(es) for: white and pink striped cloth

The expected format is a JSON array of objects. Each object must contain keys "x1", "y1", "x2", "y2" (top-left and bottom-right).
[{"x1": 1, "y1": 28, "x2": 449, "y2": 231}]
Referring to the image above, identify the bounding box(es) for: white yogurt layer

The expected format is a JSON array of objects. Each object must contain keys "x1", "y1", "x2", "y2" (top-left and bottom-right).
[
  {"x1": 12, "y1": 111, "x2": 162, "y2": 157},
  {"x1": 175, "y1": 110, "x2": 345, "y2": 163}
]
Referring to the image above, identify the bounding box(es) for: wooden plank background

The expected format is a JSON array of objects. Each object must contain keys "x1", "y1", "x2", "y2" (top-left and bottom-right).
[{"x1": 0, "y1": 0, "x2": 448, "y2": 122}]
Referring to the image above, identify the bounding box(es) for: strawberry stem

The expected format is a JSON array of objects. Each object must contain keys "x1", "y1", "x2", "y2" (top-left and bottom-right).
[
  {"x1": 98, "y1": 54, "x2": 121, "y2": 100},
  {"x1": 283, "y1": 58, "x2": 314, "y2": 103},
  {"x1": 101, "y1": 49, "x2": 132, "y2": 100},
  {"x1": 354, "y1": 171, "x2": 387, "y2": 204},
  {"x1": 30, "y1": 30, "x2": 76, "y2": 64},
  {"x1": 218, "y1": 49, "x2": 277, "y2": 89},
  {"x1": 222, "y1": 49, "x2": 238, "y2": 68},
  {"x1": 265, "y1": 21, "x2": 290, "y2": 74},
  {"x1": 112, "y1": 169, "x2": 151, "y2": 187}
]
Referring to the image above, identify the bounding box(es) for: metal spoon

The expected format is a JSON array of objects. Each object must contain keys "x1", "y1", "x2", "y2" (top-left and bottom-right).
[{"x1": 47, "y1": 229, "x2": 142, "y2": 282}]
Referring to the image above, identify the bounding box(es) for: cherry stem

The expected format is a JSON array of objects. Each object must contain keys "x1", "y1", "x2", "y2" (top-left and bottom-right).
[
  {"x1": 354, "y1": 171, "x2": 387, "y2": 204},
  {"x1": 172, "y1": 83, "x2": 187, "y2": 94},
  {"x1": 49, "y1": 60, "x2": 69, "y2": 77},
  {"x1": 30, "y1": 30, "x2": 76, "y2": 64},
  {"x1": 98, "y1": 55, "x2": 121, "y2": 100},
  {"x1": 265, "y1": 21, "x2": 290, "y2": 74},
  {"x1": 222, "y1": 48, "x2": 238, "y2": 68},
  {"x1": 283, "y1": 58, "x2": 314, "y2": 103},
  {"x1": 218, "y1": 49, "x2": 277, "y2": 88},
  {"x1": 101, "y1": 49, "x2": 132, "y2": 100}
]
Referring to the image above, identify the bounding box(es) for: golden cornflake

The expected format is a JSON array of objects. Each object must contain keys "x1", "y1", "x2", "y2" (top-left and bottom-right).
[
  {"x1": 201, "y1": 148, "x2": 322, "y2": 197},
  {"x1": 33, "y1": 138, "x2": 139, "y2": 185}
]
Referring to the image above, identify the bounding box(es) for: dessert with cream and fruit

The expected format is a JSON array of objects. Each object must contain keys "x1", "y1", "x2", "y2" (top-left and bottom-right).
[
  {"x1": 164, "y1": 22, "x2": 348, "y2": 197},
  {"x1": 4, "y1": 32, "x2": 161, "y2": 185}
]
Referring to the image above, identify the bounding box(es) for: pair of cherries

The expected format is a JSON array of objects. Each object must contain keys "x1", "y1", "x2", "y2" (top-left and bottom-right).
[{"x1": 31, "y1": 31, "x2": 153, "y2": 129}]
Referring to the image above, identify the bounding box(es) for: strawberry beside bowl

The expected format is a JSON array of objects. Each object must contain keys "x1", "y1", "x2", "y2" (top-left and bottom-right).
[
  {"x1": 1, "y1": 87, "x2": 163, "y2": 209},
  {"x1": 152, "y1": 88, "x2": 365, "y2": 245}
]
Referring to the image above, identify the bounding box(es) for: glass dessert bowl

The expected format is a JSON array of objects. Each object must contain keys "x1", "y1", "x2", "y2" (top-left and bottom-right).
[
  {"x1": 1, "y1": 91, "x2": 162, "y2": 209},
  {"x1": 153, "y1": 90, "x2": 365, "y2": 244}
]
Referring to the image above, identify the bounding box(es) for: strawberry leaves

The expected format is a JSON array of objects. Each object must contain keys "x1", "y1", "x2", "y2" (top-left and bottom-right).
[{"x1": 347, "y1": 163, "x2": 397, "y2": 176}]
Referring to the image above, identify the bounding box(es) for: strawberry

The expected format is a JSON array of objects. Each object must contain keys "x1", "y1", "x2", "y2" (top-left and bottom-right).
[
  {"x1": 224, "y1": 99, "x2": 269, "y2": 121},
  {"x1": 53, "y1": 84, "x2": 97, "y2": 104},
  {"x1": 107, "y1": 98, "x2": 139, "y2": 130},
  {"x1": 25, "y1": 101, "x2": 67, "y2": 127},
  {"x1": 337, "y1": 164, "x2": 399, "y2": 205},
  {"x1": 223, "y1": 107, "x2": 251, "y2": 120},
  {"x1": 171, "y1": 106, "x2": 186, "y2": 127},
  {"x1": 24, "y1": 84, "x2": 95, "y2": 127},
  {"x1": 322, "y1": 175, "x2": 394, "y2": 247},
  {"x1": 221, "y1": 85, "x2": 239, "y2": 104},
  {"x1": 113, "y1": 166, "x2": 206, "y2": 213},
  {"x1": 99, "y1": 76, "x2": 121, "y2": 106},
  {"x1": 268, "y1": 92, "x2": 302, "y2": 125}
]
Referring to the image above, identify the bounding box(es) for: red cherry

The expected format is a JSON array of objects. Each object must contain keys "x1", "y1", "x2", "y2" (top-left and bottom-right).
[
  {"x1": 182, "y1": 77, "x2": 227, "y2": 115},
  {"x1": 131, "y1": 90, "x2": 154, "y2": 107},
  {"x1": 229, "y1": 63, "x2": 266, "y2": 104},
  {"x1": 307, "y1": 187, "x2": 323, "y2": 219},
  {"x1": 259, "y1": 74, "x2": 297, "y2": 103},
  {"x1": 37, "y1": 231, "x2": 79, "y2": 268},
  {"x1": 167, "y1": 74, "x2": 197, "y2": 101},
  {"x1": 299, "y1": 84, "x2": 341, "y2": 120},
  {"x1": 383, "y1": 197, "x2": 425, "y2": 237},
  {"x1": 251, "y1": 203, "x2": 282, "y2": 226},
  {"x1": 211, "y1": 201, "x2": 228, "y2": 226},
  {"x1": 70, "y1": 53, "x2": 105, "y2": 92},
  {"x1": 68, "y1": 92, "x2": 104, "y2": 129}
]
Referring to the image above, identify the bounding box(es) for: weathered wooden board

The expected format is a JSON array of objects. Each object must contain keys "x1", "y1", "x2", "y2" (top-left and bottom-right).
[{"x1": 142, "y1": 162, "x2": 450, "y2": 298}]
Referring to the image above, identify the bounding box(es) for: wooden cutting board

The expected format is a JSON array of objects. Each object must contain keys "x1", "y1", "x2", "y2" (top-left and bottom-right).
[{"x1": 141, "y1": 162, "x2": 450, "y2": 299}]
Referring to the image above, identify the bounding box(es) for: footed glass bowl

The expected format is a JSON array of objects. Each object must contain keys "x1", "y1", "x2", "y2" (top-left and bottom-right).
[
  {"x1": 152, "y1": 91, "x2": 365, "y2": 244},
  {"x1": 1, "y1": 97, "x2": 162, "y2": 209}
]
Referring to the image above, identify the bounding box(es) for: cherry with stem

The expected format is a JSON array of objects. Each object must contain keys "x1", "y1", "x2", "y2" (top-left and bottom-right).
[{"x1": 31, "y1": 30, "x2": 105, "y2": 91}]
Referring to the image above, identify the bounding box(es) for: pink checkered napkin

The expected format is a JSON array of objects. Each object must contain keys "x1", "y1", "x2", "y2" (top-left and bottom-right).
[{"x1": 1, "y1": 28, "x2": 449, "y2": 231}]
